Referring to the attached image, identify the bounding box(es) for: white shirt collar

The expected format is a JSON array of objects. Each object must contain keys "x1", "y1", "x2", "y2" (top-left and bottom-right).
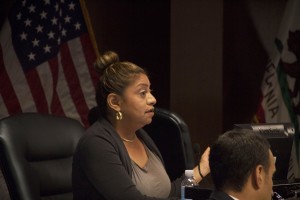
[{"x1": 229, "y1": 195, "x2": 239, "y2": 200}]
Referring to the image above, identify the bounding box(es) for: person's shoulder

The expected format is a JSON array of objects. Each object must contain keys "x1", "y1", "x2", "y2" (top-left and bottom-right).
[
  {"x1": 76, "y1": 119, "x2": 122, "y2": 154},
  {"x1": 76, "y1": 118, "x2": 115, "y2": 147},
  {"x1": 85, "y1": 117, "x2": 114, "y2": 136},
  {"x1": 207, "y1": 190, "x2": 234, "y2": 200},
  {"x1": 85, "y1": 119, "x2": 105, "y2": 134}
]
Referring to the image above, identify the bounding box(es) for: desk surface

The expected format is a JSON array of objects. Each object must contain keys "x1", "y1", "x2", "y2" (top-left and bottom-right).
[
  {"x1": 185, "y1": 187, "x2": 212, "y2": 200},
  {"x1": 273, "y1": 182, "x2": 300, "y2": 199},
  {"x1": 186, "y1": 182, "x2": 300, "y2": 200}
]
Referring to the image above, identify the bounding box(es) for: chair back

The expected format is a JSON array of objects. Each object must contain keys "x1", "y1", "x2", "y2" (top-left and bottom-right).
[
  {"x1": 143, "y1": 108, "x2": 195, "y2": 181},
  {"x1": 0, "y1": 113, "x2": 84, "y2": 200}
]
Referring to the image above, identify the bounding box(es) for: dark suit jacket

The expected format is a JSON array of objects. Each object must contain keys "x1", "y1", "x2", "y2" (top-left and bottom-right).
[{"x1": 207, "y1": 190, "x2": 234, "y2": 200}]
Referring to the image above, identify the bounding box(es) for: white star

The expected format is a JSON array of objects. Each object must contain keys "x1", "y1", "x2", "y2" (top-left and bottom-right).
[
  {"x1": 22, "y1": 0, "x2": 26, "y2": 6},
  {"x1": 64, "y1": 15, "x2": 71, "y2": 23},
  {"x1": 28, "y1": 4, "x2": 36, "y2": 13},
  {"x1": 20, "y1": 32, "x2": 27, "y2": 40},
  {"x1": 55, "y1": 3, "x2": 59, "y2": 11},
  {"x1": 24, "y1": 18, "x2": 32, "y2": 27},
  {"x1": 61, "y1": 0, "x2": 65, "y2": 3},
  {"x1": 36, "y1": 25, "x2": 43, "y2": 33},
  {"x1": 62, "y1": 29, "x2": 67, "y2": 36},
  {"x1": 51, "y1": 17, "x2": 58, "y2": 25},
  {"x1": 16, "y1": 12, "x2": 22, "y2": 20},
  {"x1": 74, "y1": 22, "x2": 81, "y2": 30},
  {"x1": 44, "y1": 45, "x2": 51, "y2": 53},
  {"x1": 40, "y1": 11, "x2": 47, "y2": 19},
  {"x1": 57, "y1": 37, "x2": 61, "y2": 45},
  {"x1": 69, "y1": 2, "x2": 75, "y2": 10},
  {"x1": 28, "y1": 52, "x2": 36, "y2": 60},
  {"x1": 48, "y1": 31, "x2": 55, "y2": 39},
  {"x1": 32, "y1": 38, "x2": 40, "y2": 47}
]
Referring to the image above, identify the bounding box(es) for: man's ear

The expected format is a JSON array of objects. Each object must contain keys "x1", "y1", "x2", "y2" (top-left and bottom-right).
[
  {"x1": 107, "y1": 93, "x2": 121, "y2": 111},
  {"x1": 252, "y1": 165, "x2": 264, "y2": 190}
]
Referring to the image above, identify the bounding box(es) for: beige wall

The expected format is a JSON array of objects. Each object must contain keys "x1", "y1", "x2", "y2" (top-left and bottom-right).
[{"x1": 171, "y1": 0, "x2": 223, "y2": 150}]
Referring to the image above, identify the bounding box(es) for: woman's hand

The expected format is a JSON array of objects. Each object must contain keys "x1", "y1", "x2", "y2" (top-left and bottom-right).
[
  {"x1": 193, "y1": 146, "x2": 210, "y2": 183},
  {"x1": 199, "y1": 147, "x2": 210, "y2": 176}
]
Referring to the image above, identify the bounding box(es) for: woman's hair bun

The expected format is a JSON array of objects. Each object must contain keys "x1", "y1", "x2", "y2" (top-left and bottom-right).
[{"x1": 94, "y1": 51, "x2": 119, "y2": 72}]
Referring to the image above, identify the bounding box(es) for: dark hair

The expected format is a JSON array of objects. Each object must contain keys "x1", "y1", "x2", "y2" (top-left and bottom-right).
[
  {"x1": 209, "y1": 129, "x2": 271, "y2": 192},
  {"x1": 95, "y1": 51, "x2": 147, "y2": 116}
]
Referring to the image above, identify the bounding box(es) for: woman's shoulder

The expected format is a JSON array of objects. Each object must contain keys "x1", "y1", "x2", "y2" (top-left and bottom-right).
[
  {"x1": 85, "y1": 117, "x2": 114, "y2": 136},
  {"x1": 79, "y1": 118, "x2": 119, "y2": 145}
]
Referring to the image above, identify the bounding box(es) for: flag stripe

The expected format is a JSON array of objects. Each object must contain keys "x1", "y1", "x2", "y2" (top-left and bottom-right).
[
  {"x1": 35, "y1": 62, "x2": 53, "y2": 109},
  {"x1": 26, "y1": 68, "x2": 49, "y2": 113},
  {"x1": 1, "y1": 21, "x2": 37, "y2": 114},
  {"x1": 80, "y1": 33, "x2": 98, "y2": 89},
  {"x1": 0, "y1": 94, "x2": 9, "y2": 117},
  {"x1": 55, "y1": 52, "x2": 81, "y2": 122},
  {"x1": 60, "y1": 42, "x2": 89, "y2": 126},
  {"x1": 68, "y1": 37, "x2": 95, "y2": 109},
  {"x1": 48, "y1": 57, "x2": 65, "y2": 116},
  {"x1": 0, "y1": 47, "x2": 22, "y2": 115}
]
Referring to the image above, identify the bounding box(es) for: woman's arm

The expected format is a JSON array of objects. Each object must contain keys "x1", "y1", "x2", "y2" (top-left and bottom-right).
[{"x1": 193, "y1": 147, "x2": 211, "y2": 183}]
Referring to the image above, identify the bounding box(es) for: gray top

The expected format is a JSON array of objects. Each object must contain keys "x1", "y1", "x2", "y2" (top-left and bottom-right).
[{"x1": 131, "y1": 144, "x2": 171, "y2": 198}]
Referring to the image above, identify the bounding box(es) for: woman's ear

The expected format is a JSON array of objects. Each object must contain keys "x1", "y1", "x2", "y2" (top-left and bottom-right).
[{"x1": 107, "y1": 93, "x2": 121, "y2": 111}]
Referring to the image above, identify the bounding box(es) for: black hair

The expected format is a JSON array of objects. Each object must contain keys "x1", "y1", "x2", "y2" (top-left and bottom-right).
[
  {"x1": 209, "y1": 129, "x2": 271, "y2": 192},
  {"x1": 95, "y1": 51, "x2": 146, "y2": 117}
]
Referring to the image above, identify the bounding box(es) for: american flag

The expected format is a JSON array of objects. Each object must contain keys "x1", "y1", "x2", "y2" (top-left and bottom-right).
[{"x1": 0, "y1": 0, "x2": 98, "y2": 127}]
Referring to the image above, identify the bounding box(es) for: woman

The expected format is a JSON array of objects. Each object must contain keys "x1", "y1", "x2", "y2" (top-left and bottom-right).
[{"x1": 72, "y1": 51, "x2": 210, "y2": 200}]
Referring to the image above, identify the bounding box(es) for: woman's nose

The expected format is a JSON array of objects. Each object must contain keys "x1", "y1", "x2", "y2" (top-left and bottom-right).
[{"x1": 147, "y1": 93, "x2": 156, "y2": 105}]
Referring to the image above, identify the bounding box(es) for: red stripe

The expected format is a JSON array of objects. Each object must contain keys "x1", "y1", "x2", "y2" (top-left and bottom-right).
[
  {"x1": 60, "y1": 43, "x2": 89, "y2": 127},
  {"x1": 80, "y1": 33, "x2": 98, "y2": 88},
  {"x1": 48, "y1": 57, "x2": 65, "y2": 117},
  {"x1": 255, "y1": 92, "x2": 266, "y2": 123},
  {"x1": 25, "y1": 68, "x2": 49, "y2": 114},
  {"x1": 0, "y1": 46, "x2": 22, "y2": 115}
]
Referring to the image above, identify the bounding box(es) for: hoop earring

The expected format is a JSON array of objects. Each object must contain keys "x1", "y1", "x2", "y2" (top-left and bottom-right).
[{"x1": 116, "y1": 111, "x2": 123, "y2": 120}]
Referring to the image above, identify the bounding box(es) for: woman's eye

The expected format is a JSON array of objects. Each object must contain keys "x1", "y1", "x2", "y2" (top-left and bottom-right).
[{"x1": 139, "y1": 91, "x2": 146, "y2": 97}]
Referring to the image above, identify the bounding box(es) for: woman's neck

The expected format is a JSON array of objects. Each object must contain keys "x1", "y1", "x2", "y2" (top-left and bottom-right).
[{"x1": 107, "y1": 114, "x2": 138, "y2": 141}]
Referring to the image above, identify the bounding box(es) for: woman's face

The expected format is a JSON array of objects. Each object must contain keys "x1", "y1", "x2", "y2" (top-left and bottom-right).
[{"x1": 119, "y1": 73, "x2": 156, "y2": 128}]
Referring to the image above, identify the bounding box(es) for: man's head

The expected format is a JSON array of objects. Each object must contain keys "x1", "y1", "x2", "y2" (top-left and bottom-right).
[{"x1": 209, "y1": 129, "x2": 276, "y2": 200}]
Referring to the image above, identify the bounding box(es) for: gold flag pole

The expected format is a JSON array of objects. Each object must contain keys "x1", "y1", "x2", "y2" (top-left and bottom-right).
[{"x1": 79, "y1": 0, "x2": 101, "y2": 67}]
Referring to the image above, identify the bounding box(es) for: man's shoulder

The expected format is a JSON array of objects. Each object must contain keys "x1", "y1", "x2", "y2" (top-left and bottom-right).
[{"x1": 207, "y1": 190, "x2": 234, "y2": 200}]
